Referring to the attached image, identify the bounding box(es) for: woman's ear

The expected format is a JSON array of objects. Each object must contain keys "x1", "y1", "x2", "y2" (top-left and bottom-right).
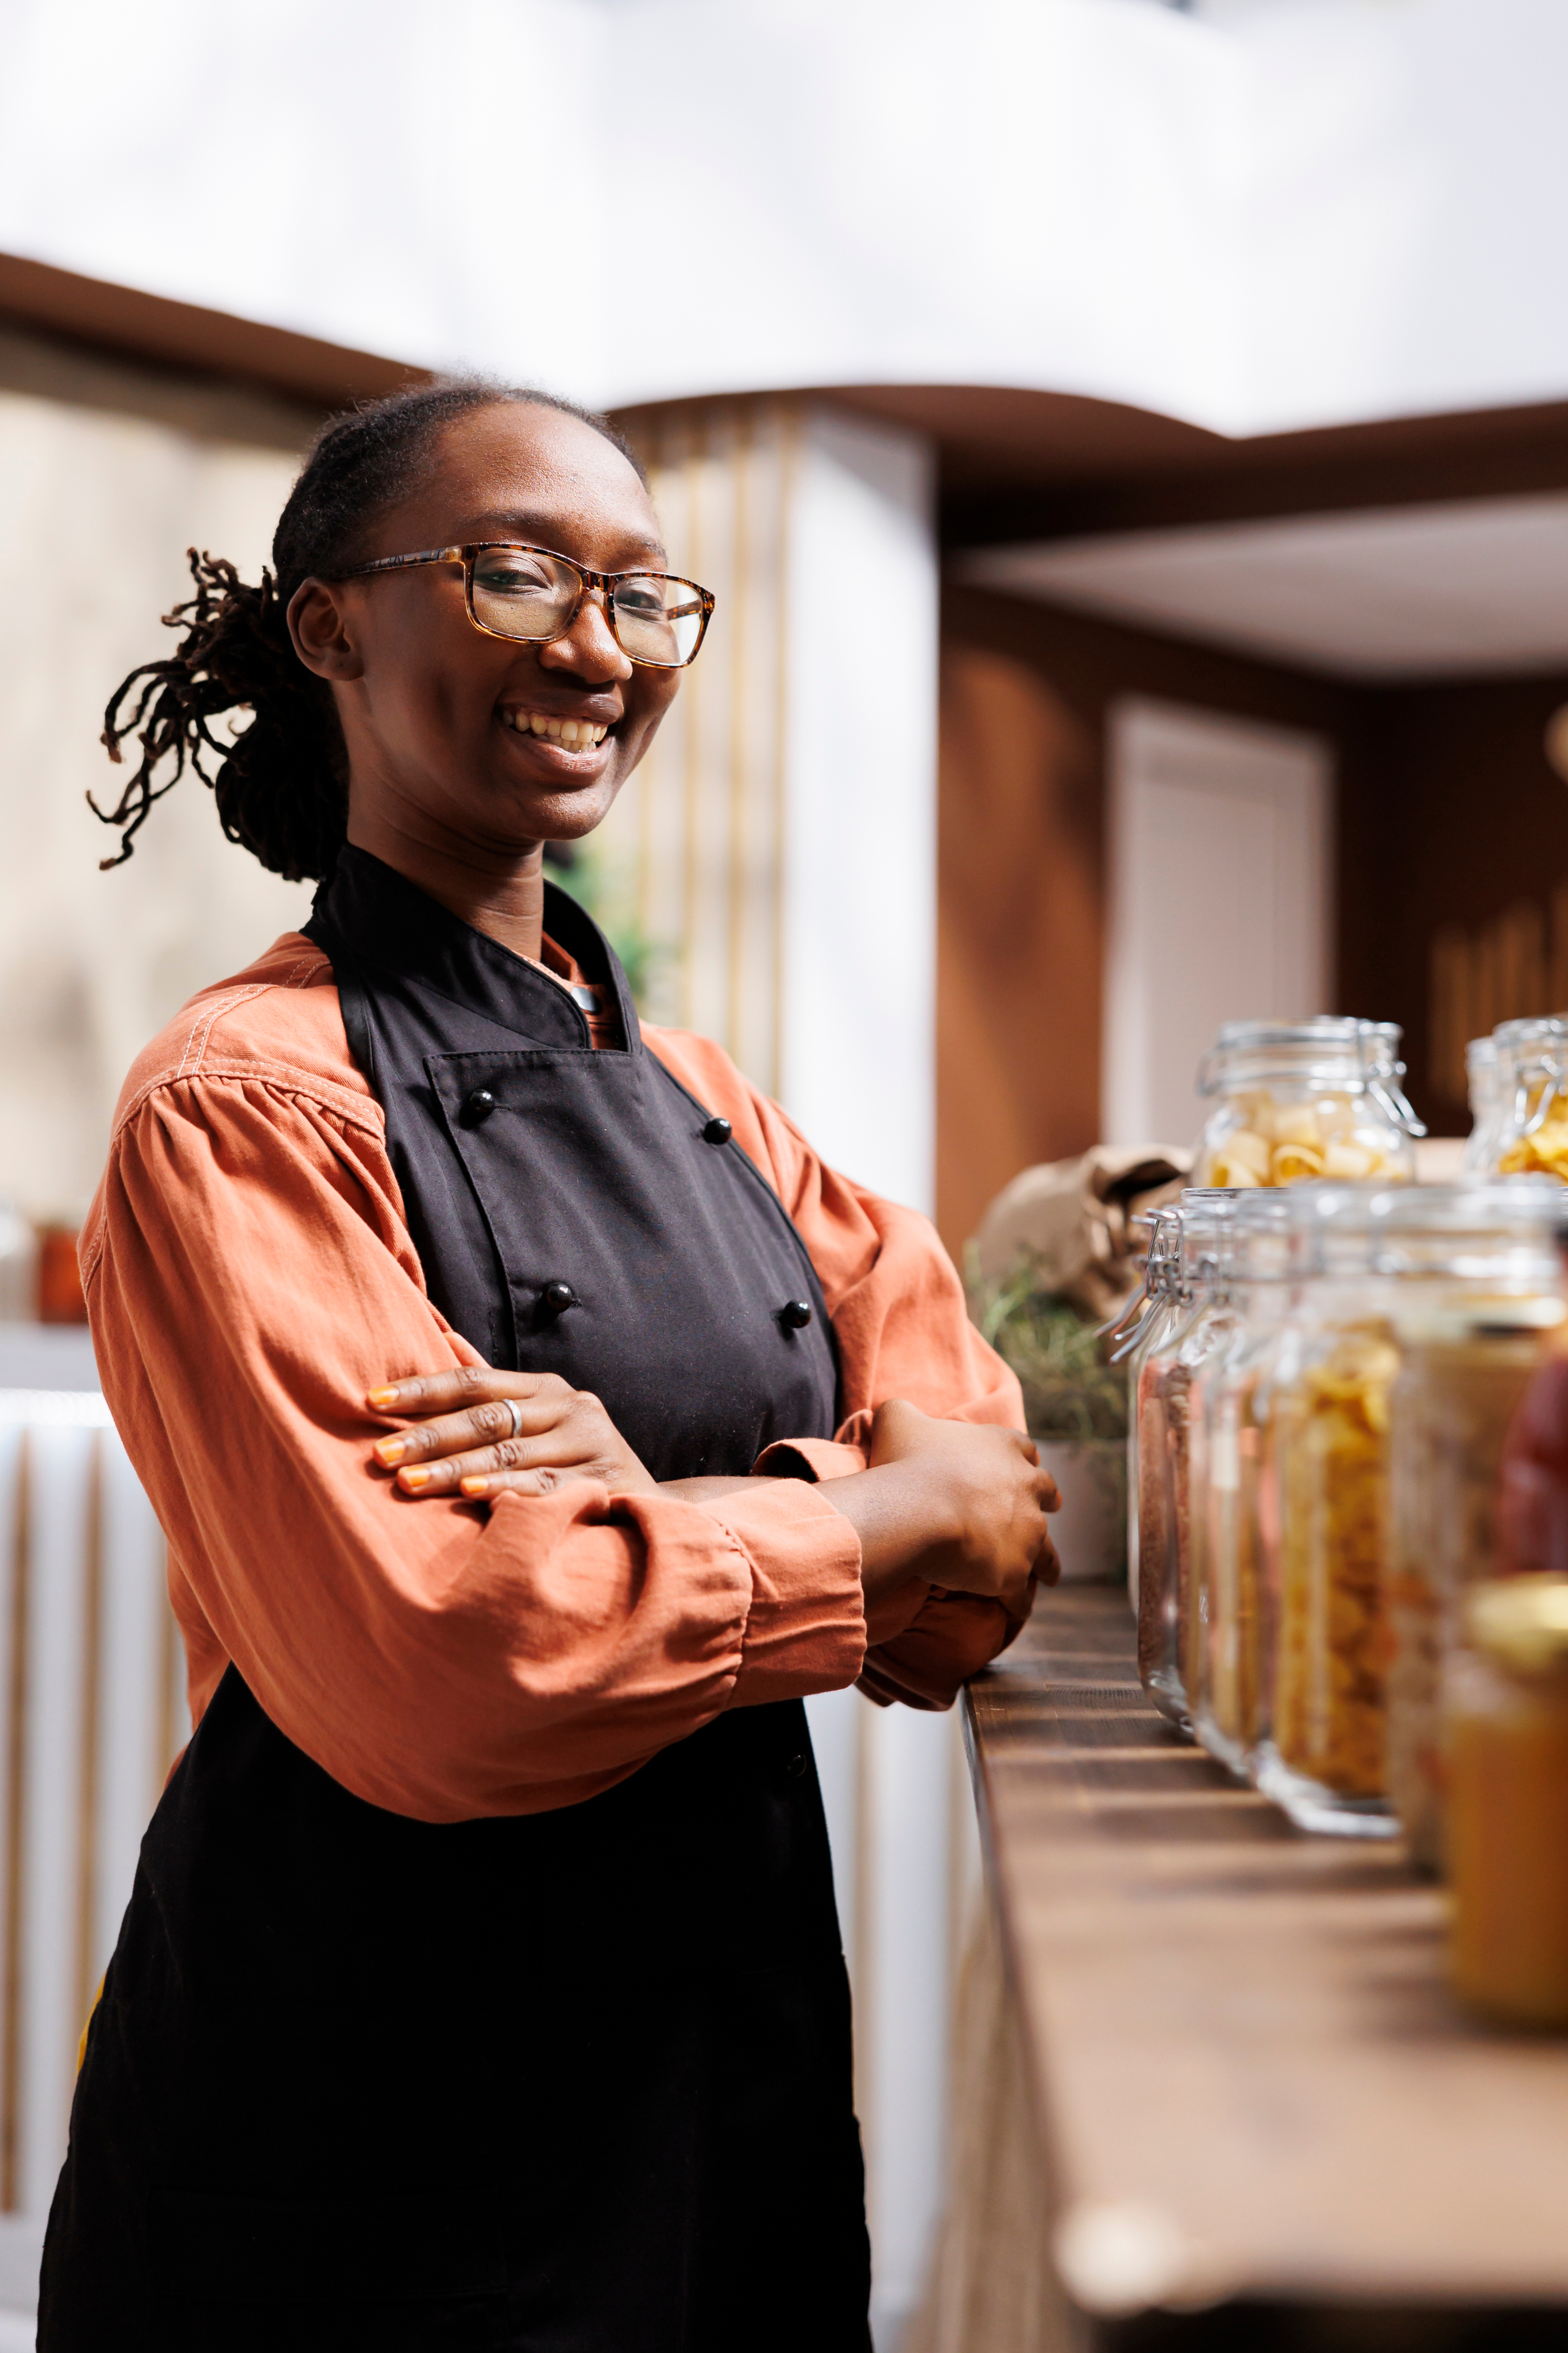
[{"x1": 287, "y1": 578, "x2": 365, "y2": 682}]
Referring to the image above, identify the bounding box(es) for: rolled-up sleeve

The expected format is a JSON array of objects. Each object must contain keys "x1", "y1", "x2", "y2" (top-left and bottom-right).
[{"x1": 84, "y1": 1073, "x2": 866, "y2": 1823}]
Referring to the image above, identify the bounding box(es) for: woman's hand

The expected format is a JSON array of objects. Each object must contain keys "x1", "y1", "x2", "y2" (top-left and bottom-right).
[
  {"x1": 816, "y1": 1399, "x2": 1060, "y2": 1620},
  {"x1": 366, "y1": 1368, "x2": 658, "y2": 1500}
]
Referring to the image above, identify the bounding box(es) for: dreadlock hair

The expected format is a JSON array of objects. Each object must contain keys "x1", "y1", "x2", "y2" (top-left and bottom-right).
[{"x1": 94, "y1": 380, "x2": 646, "y2": 880}]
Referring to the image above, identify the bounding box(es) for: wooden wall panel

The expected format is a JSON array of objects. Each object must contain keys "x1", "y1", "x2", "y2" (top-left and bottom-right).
[
  {"x1": 937, "y1": 588, "x2": 1353, "y2": 1256},
  {"x1": 1340, "y1": 674, "x2": 1568, "y2": 1133},
  {"x1": 937, "y1": 646, "x2": 1101, "y2": 1256}
]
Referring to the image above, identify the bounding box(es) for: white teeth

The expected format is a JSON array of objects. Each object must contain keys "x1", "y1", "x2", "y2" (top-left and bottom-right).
[{"x1": 505, "y1": 711, "x2": 607, "y2": 748}]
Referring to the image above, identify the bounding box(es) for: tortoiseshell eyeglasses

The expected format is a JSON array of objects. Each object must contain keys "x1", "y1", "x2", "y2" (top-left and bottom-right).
[{"x1": 342, "y1": 542, "x2": 715, "y2": 669}]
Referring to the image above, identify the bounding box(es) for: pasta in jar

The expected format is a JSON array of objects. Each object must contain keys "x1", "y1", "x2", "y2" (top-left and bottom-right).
[
  {"x1": 1269, "y1": 1325, "x2": 1398, "y2": 1807},
  {"x1": 1192, "y1": 1020, "x2": 1420, "y2": 1193}
]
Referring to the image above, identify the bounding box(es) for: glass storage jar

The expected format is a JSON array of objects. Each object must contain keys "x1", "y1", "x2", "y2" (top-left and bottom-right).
[
  {"x1": 1186, "y1": 1193, "x2": 1293, "y2": 1780},
  {"x1": 1192, "y1": 1018, "x2": 1422, "y2": 1191},
  {"x1": 1461, "y1": 1036, "x2": 1502, "y2": 1174},
  {"x1": 1110, "y1": 1205, "x2": 1182, "y2": 1613},
  {"x1": 1135, "y1": 1191, "x2": 1239, "y2": 1732},
  {"x1": 1255, "y1": 1185, "x2": 1400, "y2": 1836},
  {"x1": 1375, "y1": 1179, "x2": 1567, "y2": 1872},
  {"x1": 1447, "y1": 1577, "x2": 1568, "y2": 2028},
  {"x1": 1491, "y1": 1016, "x2": 1568, "y2": 1179}
]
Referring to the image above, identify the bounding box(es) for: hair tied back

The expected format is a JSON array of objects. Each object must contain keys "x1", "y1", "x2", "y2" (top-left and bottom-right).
[{"x1": 95, "y1": 546, "x2": 344, "y2": 881}]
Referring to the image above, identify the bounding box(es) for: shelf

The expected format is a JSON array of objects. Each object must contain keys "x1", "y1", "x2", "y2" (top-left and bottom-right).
[{"x1": 965, "y1": 1586, "x2": 1568, "y2": 2338}]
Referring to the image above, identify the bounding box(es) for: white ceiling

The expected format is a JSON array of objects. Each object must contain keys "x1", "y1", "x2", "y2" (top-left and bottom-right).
[{"x1": 960, "y1": 492, "x2": 1568, "y2": 682}]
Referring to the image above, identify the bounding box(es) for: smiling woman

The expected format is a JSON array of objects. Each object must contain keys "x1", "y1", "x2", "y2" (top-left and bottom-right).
[{"x1": 40, "y1": 381, "x2": 1057, "y2": 2352}]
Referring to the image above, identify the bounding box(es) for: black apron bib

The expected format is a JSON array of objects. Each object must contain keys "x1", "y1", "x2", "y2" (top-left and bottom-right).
[{"x1": 40, "y1": 849, "x2": 871, "y2": 2352}]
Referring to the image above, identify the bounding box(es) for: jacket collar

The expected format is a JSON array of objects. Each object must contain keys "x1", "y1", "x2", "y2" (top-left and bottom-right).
[{"x1": 312, "y1": 844, "x2": 639, "y2": 1051}]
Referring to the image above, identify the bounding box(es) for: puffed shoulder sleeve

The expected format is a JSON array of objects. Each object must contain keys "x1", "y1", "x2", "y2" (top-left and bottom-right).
[{"x1": 83, "y1": 1071, "x2": 867, "y2": 1822}]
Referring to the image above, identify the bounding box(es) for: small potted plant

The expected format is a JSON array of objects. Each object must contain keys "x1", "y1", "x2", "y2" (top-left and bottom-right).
[{"x1": 968, "y1": 1255, "x2": 1128, "y2": 1583}]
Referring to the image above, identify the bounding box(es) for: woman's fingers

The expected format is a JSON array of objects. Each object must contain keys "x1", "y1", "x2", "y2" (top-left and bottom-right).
[
  {"x1": 372, "y1": 1392, "x2": 567, "y2": 1471},
  {"x1": 367, "y1": 1366, "x2": 659, "y2": 1502},
  {"x1": 388, "y1": 1431, "x2": 590, "y2": 1496},
  {"x1": 458, "y1": 1466, "x2": 598, "y2": 1500},
  {"x1": 366, "y1": 1367, "x2": 566, "y2": 1419}
]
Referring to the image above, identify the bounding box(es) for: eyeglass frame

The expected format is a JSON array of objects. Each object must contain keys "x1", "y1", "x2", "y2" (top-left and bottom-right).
[{"x1": 339, "y1": 541, "x2": 715, "y2": 669}]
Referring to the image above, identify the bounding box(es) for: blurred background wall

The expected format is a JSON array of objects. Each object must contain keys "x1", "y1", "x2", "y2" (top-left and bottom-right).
[{"x1": 0, "y1": 330, "x2": 314, "y2": 1221}]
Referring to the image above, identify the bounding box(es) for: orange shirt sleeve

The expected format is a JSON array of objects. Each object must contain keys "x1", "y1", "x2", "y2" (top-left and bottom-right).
[
  {"x1": 84, "y1": 1067, "x2": 866, "y2": 1823},
  {"x1": 644, "y1": 1027, "x2": 1034, "y2": 1709}
]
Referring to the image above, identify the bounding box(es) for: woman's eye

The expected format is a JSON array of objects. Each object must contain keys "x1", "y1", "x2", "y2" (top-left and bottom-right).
[
  {"x1": 615, "y1": 584, "x2": 665, "y2": 618},
  {"x1": 476, "y1": 558, "x2": 555, "y2": 597}
]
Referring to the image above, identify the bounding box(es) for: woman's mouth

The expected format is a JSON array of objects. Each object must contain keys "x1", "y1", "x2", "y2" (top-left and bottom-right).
[{"x1": 499, "y1": 707, "x2": 611, "y2": 753}]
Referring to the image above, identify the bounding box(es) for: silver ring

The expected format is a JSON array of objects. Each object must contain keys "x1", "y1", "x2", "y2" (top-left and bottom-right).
[{"x1": 504, "y1": 1397, "x2": 525, "y2": 1440}]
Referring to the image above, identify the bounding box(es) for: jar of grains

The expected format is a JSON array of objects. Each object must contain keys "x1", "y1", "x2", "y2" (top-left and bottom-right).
[
  {"x1": 1461, "y1": 1036, "x2": 1502, "y2": 1173},
  {"x1": 1111, "y1": 1205, "x2": 1183, "y2": 1611},
  {"x1": 1491, "y1": 1015, "x2": 1568, "y2": 1179},
  {"x1": 1192, "y1": 1019, "x2": 1423, "y2": 1192},
  {"x1": 1136, "y1": 1192, "x2": 1240, "y2": 1732},
  {"x1": 1256, "y1": 1186, "x2": 1400, "y2": 1836},
  {"x1": 1375, "y1": 1180, "x2": 1567, "y2": 1872},
  {"x1": 1448, "y1": 1577, "x2": 1568, "y2": 2029},
  {"x1": 1186, "y1": 1192, "x2": 1293, "y2": 1780}
]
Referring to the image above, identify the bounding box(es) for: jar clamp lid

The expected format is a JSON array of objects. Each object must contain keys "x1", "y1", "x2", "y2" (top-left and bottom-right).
[{"x1": 1196, "y1": 1018, "x2": 1426, "y2": 1139}]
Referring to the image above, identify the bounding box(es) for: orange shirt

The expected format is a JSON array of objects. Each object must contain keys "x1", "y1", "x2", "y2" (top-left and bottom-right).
[
  {"x1": 82, "y1": 932, "x2": 1028, "y2": 1823},
  {"x1": 535, "y1": 930, "x2": 624, "y2": 1050}
]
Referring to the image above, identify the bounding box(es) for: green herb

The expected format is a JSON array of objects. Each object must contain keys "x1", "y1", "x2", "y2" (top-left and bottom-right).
[{"x1": 967, "y1": 1250, "x2": 1130, "y2": 1444}]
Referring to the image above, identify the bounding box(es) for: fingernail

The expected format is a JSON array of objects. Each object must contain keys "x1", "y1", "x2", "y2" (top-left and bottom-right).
[
  {"x1": 367, "y1": 1387, "x2": 399, "y2": 1409},
  {"x1": 373, "y1": 1438, "x2": 406, "y2": 1467},
  {"x1": 400, "y1": 1467, "x2": 431, "y2": 1491},
  {"x1": 459, "y1": 1476, "x2": 489, "y2": 1498}
]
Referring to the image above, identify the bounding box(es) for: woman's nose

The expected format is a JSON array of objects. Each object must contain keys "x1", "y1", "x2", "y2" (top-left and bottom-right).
[{"x1": 540, "y1": 588, "x2": 633, "y2": 682}]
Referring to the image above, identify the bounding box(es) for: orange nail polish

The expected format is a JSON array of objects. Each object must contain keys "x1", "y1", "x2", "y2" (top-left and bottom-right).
[
  {"x1": 400, "y1": 1467, "x2": 431, "y2": 1491},
  {"x1": 367, "y1": 1387, "x2": 399, "y2": 1409},
  {"x1": 459, "y1": 1476, "x2": 489, "y2": 1497},
  {"x1": 373, "y1": 1438, "x2": 406, "y2": 1467}
]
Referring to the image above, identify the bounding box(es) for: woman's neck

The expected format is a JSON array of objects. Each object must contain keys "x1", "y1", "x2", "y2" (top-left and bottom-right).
[{"x1": 346, "y1": 812, "x2": 546, "y2": 963}]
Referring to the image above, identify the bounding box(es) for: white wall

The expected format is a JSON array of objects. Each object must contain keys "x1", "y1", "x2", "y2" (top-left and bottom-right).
[
  {"x1": 1102, "y1": 697, "x2": 1333, "y2": 1151},
  {"x1": 780, "y1": 409, "x2": 937, "y2": 1210},
  {"x1": 2, "y1": 1, "x2": 1566, "y2": 440}
]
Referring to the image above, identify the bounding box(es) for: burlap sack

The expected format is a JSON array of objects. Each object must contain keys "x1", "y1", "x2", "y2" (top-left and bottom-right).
[{"x1": 971, "y1": 1145, "x2": 1190, "y2": 1322}]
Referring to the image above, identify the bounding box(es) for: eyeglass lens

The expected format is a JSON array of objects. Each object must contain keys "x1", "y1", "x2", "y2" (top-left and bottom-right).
[{"x1": 470, "y1": 547, "x2": 705, "y2": 667}]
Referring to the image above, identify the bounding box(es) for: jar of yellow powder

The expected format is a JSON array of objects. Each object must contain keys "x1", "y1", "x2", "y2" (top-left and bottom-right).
[{"x1": 1449, "y1": 1577, "x2": 1568, "y2": 2028}]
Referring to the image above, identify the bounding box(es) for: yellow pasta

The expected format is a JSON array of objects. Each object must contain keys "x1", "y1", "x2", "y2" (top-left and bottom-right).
[{"x1": 1272, "y1": 1328, "x2": 1397, "y2": 1799}]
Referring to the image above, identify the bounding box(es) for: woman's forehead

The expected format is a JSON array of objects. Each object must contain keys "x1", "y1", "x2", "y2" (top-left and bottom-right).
[{"x1": 399, "y1": 402, "x2": 664, "y2": 562}]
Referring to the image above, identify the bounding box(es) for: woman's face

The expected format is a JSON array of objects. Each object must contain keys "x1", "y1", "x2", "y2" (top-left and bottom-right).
[{"x1": 288, "y1": 402, "x2": 682, "y2": 866}]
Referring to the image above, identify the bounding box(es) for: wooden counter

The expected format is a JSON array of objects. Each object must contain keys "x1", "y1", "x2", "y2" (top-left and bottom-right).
[{"x1": 962, "y1": 1584, "x2": 1568, "y2": 2347}]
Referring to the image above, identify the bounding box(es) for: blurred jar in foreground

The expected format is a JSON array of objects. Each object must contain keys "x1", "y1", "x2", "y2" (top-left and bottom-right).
[
  {"x1": 1256, "y1": 1187, "x2": 1399, "y2": 1837},
  {"x1": 1492, "y1": 1015, "x2": 1568, "y2": 1180},
  {"x1": 1136, "y1": 1193, "x2": 1238, "y2": 1732},
  {"x1": 1461, "y1": 1035, "x2": 1502, "y2": 1174},
  {"x1": 1192, "y1": 1018, "x2": 1422, "y2": 1191},
  {"x1": 1114, "y1": 1206, "x2": 1182, "y2": 1613},
  {"x1": 1449, "y1": 1577, "x2": 1568, "y2": 2028},
  {"x1": 1378, "y1": 1181, "x2": 1567, "y2": 1872},
  {"x1": 1187, "y1": 1193, "x2": 1293, "y2": 1780}
]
